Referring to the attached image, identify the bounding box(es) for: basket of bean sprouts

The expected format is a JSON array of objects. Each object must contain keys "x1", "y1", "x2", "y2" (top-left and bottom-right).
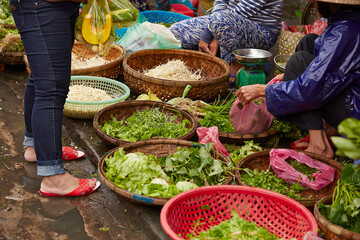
[
  {"x1": 24, "y1": 41, "x2": 126, "y2": 79},
  {"x1": 63, "y1": 76, "x2": 130, "y2": 119},
  {"x1": 122, "y1": 49, "x2": 231, "y2": 102}
]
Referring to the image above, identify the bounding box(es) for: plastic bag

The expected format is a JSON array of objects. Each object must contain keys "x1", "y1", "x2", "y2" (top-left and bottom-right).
[
  {"x1": 116, "y1": 14, "x2": 181, "y2": 53},
  {"x1": 310, "y1": 18, "x2": 327, "y2": 36},
  {"x1": 197, "y1": 126, "x2": 230, "y2": 157},
  {"x1": 269, "y1": 148, "x2": 336, "y2": 190},
  {"x1": 303, "y1": 231, "x2": 324, "y2": 240},
  {"x1": 75, "y1": 0, "x2": 138, "y2": 56}
]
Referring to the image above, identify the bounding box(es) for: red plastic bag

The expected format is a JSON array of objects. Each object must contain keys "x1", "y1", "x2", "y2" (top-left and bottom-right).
[
  {"x1": 269, "y1": 149, "x2": 335, "y2": 190},
  {"x1": 310, "y1": 19, "x2": 328, "y2": 36},
  {"x1": 197, "y1": 126, "x2": 230, "y2": 157}
]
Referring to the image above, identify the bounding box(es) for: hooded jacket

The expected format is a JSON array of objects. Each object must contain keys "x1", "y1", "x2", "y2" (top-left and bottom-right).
[{"x1": 265, "y1": 9, "x2": 360, "y2": 120}]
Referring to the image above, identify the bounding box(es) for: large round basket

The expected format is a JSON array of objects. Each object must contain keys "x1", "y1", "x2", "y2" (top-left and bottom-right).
[
  {"x1": 160, "y1": 185, "x2": 318, "y2": 239},
  {"x1": 64, "y1": 76, "x2": 130, "y2": 119},
  {"x1": 218, "y1": 129, "x2": 279, "y2": 145},
  {"x1": 314, "y1": 196, "x2": 360, "y2": 240},
  {"x1": 235, "y1": 150, "x2": 343, "y2": 208},
  {"x1": 98, "y1": 139, "x2": 232, "y2": 206},
  {"x1": 122, "y1": 49, "x2": 230, "y2": 102},
  {"x1": 0, "y1": 51, "x2": 25, "y2": 65},
  {"x1": 93, "y1": 100, "x2": 198, "y2": 146},
  {"x1": 24, "y1": 42, "x2": 126, "y2": 79}
]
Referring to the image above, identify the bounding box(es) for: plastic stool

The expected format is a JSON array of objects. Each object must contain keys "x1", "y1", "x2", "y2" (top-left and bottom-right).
[{"x1": 171, "y1": 4, "x2": 195, "y2": 17}]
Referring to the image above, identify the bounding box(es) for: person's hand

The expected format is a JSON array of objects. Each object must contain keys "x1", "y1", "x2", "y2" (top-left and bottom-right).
[
  {"x1": 208, "y1": 38, "x2": 219, "y2": 56},
  {"x1": 236, "y1": 84, "x2": 266, "y2": 105},
  {"x1": 199, "y1": 39, "x2": 211, "y2": 54}
]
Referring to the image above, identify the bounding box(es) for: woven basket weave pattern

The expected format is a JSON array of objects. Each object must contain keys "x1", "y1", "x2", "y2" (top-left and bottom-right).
[
  {"x1": 123, "y1": 49, "x2": 230, "y2": 102},
  {"x1": 1, "y1": 51, "x2": 25, "y2": 65},
  {"x1": 98, "y1": 139, "x2": 232, "y2": 206},
  {"x1": 160, "y1": 186, "x2": 318, "y2": 239},
  {"x1": 197, "y1": 0, "x2": 214, "y2": 16},
  {"x1": 235, "y1": 151, "x2": 343, "y2": 208}
]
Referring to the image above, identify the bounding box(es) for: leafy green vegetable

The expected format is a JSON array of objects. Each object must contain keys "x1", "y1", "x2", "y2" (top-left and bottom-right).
[
  {"x1": 287, "y1": 158, "x2": 319, "y2": 181},
  {"x1": 270, "y1": 118, "x2": 305, "y2": 139},
  {"x1": 198, "y1": 94, "x2": 237, "y2": 133},
  {"x1": 159, "y1": 143, "x2": 231, "y2": 187},
  {"x1": 252, "y1": 98, "x2": 264, "y2": 105},
  {"x1": 188, "y1": 209, "x2": 281, "y2": 240},
  {"x1": 224, "y1": 141, "x2": 263, "y2": 164},
  {"x1": 331, "y1": 118, "x2": 360, "y2": 160},
  {"x1": 101, "y1": 108, "x2": 191, "y2": 142},
  {"x1": 240, "y1": 168, "x2": 303, "y2": 199}
]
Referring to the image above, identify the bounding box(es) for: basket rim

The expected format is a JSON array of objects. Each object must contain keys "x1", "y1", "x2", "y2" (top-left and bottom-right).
[
  {"x1": 160, "y1": 185, "x2": 318, "y2": 240},
  {"x1": 219, "y1": 129, "x2": 278, "y2": 140},
  {"x1": 65, "y1": 76, "x2": 130, "y2": 105},
  {"x1": 93, "y1": 100, "x2": 198, "y2": 146},
  {"x1": 123, "y1": 49, "x2": 231, "y2": 87},
  {"x1": 98, "y1": 139, "x2": 232, "y2": 206},
  {"x1": 140, "y1": 10, "x2": 192, "y2": 19},
  {"x1": 234, "y1": 150, "x2": 344, "y2": 207},
  {"x1": 314, "y1": 196, "x2": 360, "y2": 239}
]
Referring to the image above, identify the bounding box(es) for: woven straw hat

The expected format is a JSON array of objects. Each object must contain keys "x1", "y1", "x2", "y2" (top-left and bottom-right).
[{"x1": 317, "y1": 0, "x2": 360, "y2": 5}]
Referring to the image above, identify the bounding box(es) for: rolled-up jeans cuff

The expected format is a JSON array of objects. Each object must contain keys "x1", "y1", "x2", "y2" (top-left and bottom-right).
[
  {"x1": 23, "y1": 135, "x2": 34, "y2": 148},
  {"x1": 37, "y1": 164, "x2": 66, "y2": 176}
]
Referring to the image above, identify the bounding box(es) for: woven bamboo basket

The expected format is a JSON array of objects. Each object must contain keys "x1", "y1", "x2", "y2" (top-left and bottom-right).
[
  {"x1": 98, "y1": 139, "x2": 233, "y2": 206},
  {"x1": 235, "y1": 150, "x2": 343, "y2": 208},
  {"x1": 24, "y1": 42, "x2": 126, "y2": 79},
  {"x1": 1, "y1": 51, "x2": 25, "y2": 65},
  {"x1": 218, "y1": 129, "x2": 279, "y2": 145},
  {"x1": 301, "y1": 0, "x2": 320, "y2": 25},
  {"x1": 93, "y1": 100, "x2": 198, "y2": 146},
  {"x1": 197, "y1": 0, "x2": 214, "y2": 16},
  {"x1": 314, "y1": 196, "x2": 360, "y2": 240},
  {"x1": 122, "y1": 49, "x2": 231, "y2": 102}
]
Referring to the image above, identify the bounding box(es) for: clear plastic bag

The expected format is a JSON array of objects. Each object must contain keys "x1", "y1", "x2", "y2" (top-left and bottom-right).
[
  {"x1": 269, "y1": 148, "x2": 336, "y2": 190},
  {"x1": 197, "y1": 126, "x2": 230, "y2": 157}
]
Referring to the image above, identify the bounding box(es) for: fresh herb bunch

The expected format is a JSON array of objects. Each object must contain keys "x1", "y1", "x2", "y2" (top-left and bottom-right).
[
  {"x1": 240, "y1": 168, "x2": 303, "y2": 199},
  {"x1": 188, "y1": 209, "x2": 282, "y2": 240},
  {"x1": 287, "y1": 159, "x2": 318, "y2": 181},
  {"x1": 101, "y1": 107, "x2": 191, "y2": 141},
  {"x1": 159, "y1": 143, "x2": 231, "y2": 187},
  {"x1": 319, "y1": 164, "x2": 360, "y2": 233},
  {"x1": 198, "y1": 94, "x2": 237, "y2": 132},
  {"x1": 252, "y1": 98, "x2": 264, "y2": 105},
  {"x1": 270, "y1": 118, "x2": 305, "y2": 139},
  {"x1": 224, "y1": 141, "x2": 263, "y2": 164}
]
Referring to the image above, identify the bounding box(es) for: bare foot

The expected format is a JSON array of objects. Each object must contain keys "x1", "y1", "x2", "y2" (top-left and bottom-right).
[
  {"x1": 40, "y1": 172, "x2": 99, "y2": 196},
  {"x1": 305, "y1": 130, "x2": 334, "y2": 159},
  {"x1": 292, "y1": 139, "x2": 309, "y2": 149},
  {"x1": 24, "y1": 147, "x2": 37, "y2": 162}
]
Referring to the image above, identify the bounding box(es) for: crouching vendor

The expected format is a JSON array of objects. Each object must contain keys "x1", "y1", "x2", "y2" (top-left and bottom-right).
[{"x1": 236, "y1": 0, "x2": 360, "y2": 159}]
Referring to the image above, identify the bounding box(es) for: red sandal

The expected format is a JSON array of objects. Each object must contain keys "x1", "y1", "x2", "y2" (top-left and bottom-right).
[
  {"x1": 62, "y1": 146, "x2": 85, "y2": 160},
  {"x1": 290, "y1": 134, "x2": 336, "y2": 150},
  {"x1": 39, "y1": 178, "x2": 101, "y2": 197}
]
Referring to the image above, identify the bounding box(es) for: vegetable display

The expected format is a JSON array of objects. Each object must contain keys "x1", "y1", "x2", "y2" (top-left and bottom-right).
[
  {"x1": 240, "y1": 168, "x2": 303, "y2": 199},
  {"x1": 101, "y1": 108, "x2": 191, "y2": 141},
  {"x1": 188, "y1": 209, "x2": 282, "y2": 240},
  {"x1": 104, "y1": 143, "x2": 230, "y2": 198},
  {"x1": 318, "y1": 164, "x2": 360, "y2": 233},
  {"x1": 224, "y1": 141, "x2": 263, "y2": 164}
]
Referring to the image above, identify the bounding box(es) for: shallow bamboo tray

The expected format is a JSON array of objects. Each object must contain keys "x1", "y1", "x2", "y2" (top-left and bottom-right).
[
  {"x1": 24, "y1": 42, "x2": 126, "y2": 79},
  {"x1": 218, "y1": 129, "x2": 279, "y2": 145},
  {"x1": 98, "y1": 139, "x2": 233, "y2": 206},
  {"x1": 122, "y1": 49, "x2": 230, "y2": 102},
  {"x1": 235, "y1": 150, "x2": 343, "y2": 208},
  {"x1": 93, "y1": 100, "x2": 198, "y2": 146},
  {"x1": 314, "y1": 196, "x2": 360, "y2": 240}
]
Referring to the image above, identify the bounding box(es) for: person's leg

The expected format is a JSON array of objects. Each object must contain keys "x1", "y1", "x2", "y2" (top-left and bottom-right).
[
  {"x1": 23, "y1": 72, "x2": 36, "y2": 162},
  {"x1": 283, "y1": 51, "x2": 315, "y2": 82},
  {"x1": 209, "y1": 10, "x2": 277, "y2": 65},
  {"x1": 11, "y1": 0, "x2": 98, "y2": 194},
  {"x1": 169, "y1": 16, "x2": 210, "y2": 50},
  {"x1": 295, "y1": 33, "x2": 318, "y2": 54}
]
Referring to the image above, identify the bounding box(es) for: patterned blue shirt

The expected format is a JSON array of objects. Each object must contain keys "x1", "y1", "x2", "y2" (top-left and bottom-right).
[{"x1": 201, "y1": 0, "x2": 283, "y2": 43}]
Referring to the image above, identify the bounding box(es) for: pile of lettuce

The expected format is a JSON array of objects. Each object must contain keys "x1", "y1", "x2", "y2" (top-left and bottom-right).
[{"x1": 104, "y1": 143, "x2": 230, "y2": 198}]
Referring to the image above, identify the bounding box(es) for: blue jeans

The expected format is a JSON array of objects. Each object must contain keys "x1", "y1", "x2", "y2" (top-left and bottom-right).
[{"x1": 10, "y1": 0, "x2": 79, "y2": 176}]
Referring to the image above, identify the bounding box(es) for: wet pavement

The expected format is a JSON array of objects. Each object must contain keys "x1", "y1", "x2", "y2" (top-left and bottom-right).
[{"x1": 0, "y1": 1, "x2": 307, "y2": 239}]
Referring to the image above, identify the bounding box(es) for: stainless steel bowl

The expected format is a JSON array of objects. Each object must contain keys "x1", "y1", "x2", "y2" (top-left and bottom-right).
[
  {"x1": 274, "y1": 54, "x2": 291, "y2": 72},
  {"x1": 233, "y1": 49, "x2": 272, "y2": 64}
]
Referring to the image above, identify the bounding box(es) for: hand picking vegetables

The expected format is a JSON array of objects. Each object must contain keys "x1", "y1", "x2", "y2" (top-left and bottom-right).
[
  {"x1": 318, "y1": 164, "x2": 360, "y2": 233},
  {"x1": 188, "y1": 209, "x2": 285, "y2": 240},
  {"x1": 104, "y1": 143, "x2": 231, "y2": 198},
  {"x1": 101, "y1": 107, "x2": 191, "y2": 141},
  {"x1": 75, "y1": 0, "x2": 138, "y2": 55}
]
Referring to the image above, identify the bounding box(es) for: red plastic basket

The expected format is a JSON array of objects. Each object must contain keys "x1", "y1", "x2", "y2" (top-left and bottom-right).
[{"x1": 160, "y1": 186, "x2": 318, "y2": 240}]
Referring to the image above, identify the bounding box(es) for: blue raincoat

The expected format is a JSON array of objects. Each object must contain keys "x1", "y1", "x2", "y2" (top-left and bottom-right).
[{"x1": 265, "y1": 9, "x2": 360, "y2": 120}]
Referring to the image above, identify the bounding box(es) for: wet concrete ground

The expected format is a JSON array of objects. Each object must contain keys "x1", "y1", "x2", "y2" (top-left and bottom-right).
[{"x1": 0, "y1": 1, "x2": 307, "y2": 239}]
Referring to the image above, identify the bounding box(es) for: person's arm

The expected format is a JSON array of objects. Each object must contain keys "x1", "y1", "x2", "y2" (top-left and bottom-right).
[
  {"x1": 266, "y1": 24, "x2": 360, "y2": 117},
  {"x1": 212, "y1": 0, "x2": 229, "y2": 12},
  {"x1": 231, "y1": 0, "x2": 267, "y2": 18}
]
